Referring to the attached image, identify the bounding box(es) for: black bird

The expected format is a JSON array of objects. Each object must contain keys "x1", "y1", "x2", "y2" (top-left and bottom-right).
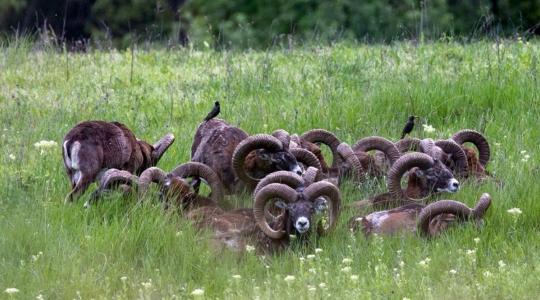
[
  {"x1": 203, "y1": 101, "x2": 220, "y2": 121},
  {"x1": 401, "y1": 115, "x2": 417, "y2": 139}
]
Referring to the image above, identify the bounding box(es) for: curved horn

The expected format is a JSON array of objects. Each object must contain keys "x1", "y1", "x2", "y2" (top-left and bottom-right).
[
  {"x1": 419, "y1": 138, "x2": 436, "y2": 156},
  {"x1": 472, "y1": 193, "x2": 492, "y2": 219},
  {"x1": 387, "y1": 152, "x2": 434, "y2": 201},
  {"x1": 395, "y1": 137, "x2": 421, "y2": 153},
  {"x1": 337, "y1": 142, "x2": 366, "y2": 182},
  {"x1": 300, "y1": 129, "x2": 342, "y2": 168},
  {"x1": 170, "y1": 162, "x2": 224, "y2": 204},
  {"x1": 352, "y1": 136, "x2": 401, "y2": 165},
  {"x1": 302, "y1": 181, "x2": 341, "y2": 236},
  {"x1": 254, "y1": 183, "x2": 298, "y2": 239},
  {"x1": 272, "y1": 129, "x2": 291, "y2": 149},
  {"x1": 435, "y1": 139, "x2": 469, "y2": 176},
  {"x1": 451, "y1": 129, "x2": 491, "y2": 166},
  {"x1": 417, "y1": 200, "x2": 472, "y2": 237},
  {"x1": 99, "y1": 169, "x2": 138, "y2": 191},
  {"x1": 302, "y1": 166, "x2": 321, "y2": 186},
  {"x1": 290, "y1": 148, "x2": 322, "y2": 171},
  {"x1": 138, "y1": 167, "x2": 168, "y2": 197},
  {"x1": 152, "y1": 133, "x2": 175, "y2": 162},
  {"x1": 253, "y1": 171, "x2": 304, "y2": 197},
  {"x1": 232, "y1": 134, "x2": 283, "y2": 187}
]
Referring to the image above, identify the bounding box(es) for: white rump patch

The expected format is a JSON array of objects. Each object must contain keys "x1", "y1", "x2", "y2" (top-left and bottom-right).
[
  {"x1": 70, "y1": 141, "x2": 81, "y2": 170},
  {"x1": 366, "y1": 211, "x2": 389, "y2": 228}
]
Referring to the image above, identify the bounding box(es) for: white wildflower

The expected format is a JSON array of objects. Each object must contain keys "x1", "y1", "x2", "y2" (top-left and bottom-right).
[
  {"x1": 342, "y1": 258, "x2": 353, "y2": 265},
  {"x1": 498, "y1": 260, "x2": 506, "y2": 269},
  {"x1": 299, "y1": 256, "x2": 305, "y2": 262},
  {"x1": 403, "y1": 298, "x2": 411, "y2": 300},
  {"x1": 8, "y1": 154, "x2": 15, "y2": 160},
  {"x1": 341, "y1": 266, "x2": 351, "y2": 273},
  {"x1": 315, "y1": 248, "x2": 323, "y2": 253},
  {"x1": 466, "y1": 249, "x2": 476, "y2": 256},
  {"x1": 307, "y1": 254, "x2": 316, "y2": 259},
  {"x1": 36, "y1": 294, "x2": 44, "y2": 300},
  {"x1": 474, "y1": 237, "x2": 481, "y2": 244},
  {"x1": 494, "y1": 142, "x2": 501, "y2": 147},
  {"x1": 350, "y1": 275, "x2": 359, "y2": 281},
  {"x1": 120, "y1": 276, "x2": 128, "y2": 282},
  {"x1": 5, "y1": 288, "x2": 20, "y2": 294},
  {"x1": 422, "y1": 124, "x2": 436, "y2": 133},
  {"x1": 203, "y1": 41, "x2": 210, "y2": 48},
  {"x1": 418, "y1": 258, "x2": 430, "y2": 267},
  {"x1": 141, "y1": 279, "x2": 152, "y2": 289},
  {"x1": 449, "y1": 269, "x2": 457, "y2": 275},
  {"x1": 284, "y1": 275, "x2": 295, "y2": 282},
  {"x1": 507, "y1": 208, "x2": 522, "y2": 216},
  {"x1": 308, "y1": 286, "x2": 317, "y2": 292},
  {"x1": 232, "y1": 274, "x2": 242, "y2": 280},
  {"x1": 399, "y1": 261, "x2": 405, "y2": 268},
  {"x1": 483, "y1": 271, "x2": 492, "y2": 277},
  {"x1": 308, "y1": 268, "x2": 316, "y2": 274},
  {"x1": 319, "y1": 282, "x2": 326, "y2": 289},
  {"x1": 34, "y1": 140, "x2": 58, "y2": 154},
  {"x1": 191, "y1": 288, "x2": 204, "y2": 296},
  {"x1": 245, "y1": 245, "x2": 255, "y2": 252},
  {"x1": 520, "y1": 150, "x2": 527, "y2": 154}
]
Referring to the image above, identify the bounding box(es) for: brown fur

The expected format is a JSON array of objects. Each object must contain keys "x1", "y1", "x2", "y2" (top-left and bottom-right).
[
  {"x1": 191, "y1": 119, "x2": 249, "y2": 194},
  {"x1": 62, "y1": 121, "x2": 161, "y2": 202},
  {"x1": 348, "y1": 203, "x2": 457, "y2": 236}
]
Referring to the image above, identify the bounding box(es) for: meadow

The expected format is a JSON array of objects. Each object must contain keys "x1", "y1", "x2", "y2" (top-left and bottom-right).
[{"x1": 0, "y1": 40, "x2": 539, "y2": 299}]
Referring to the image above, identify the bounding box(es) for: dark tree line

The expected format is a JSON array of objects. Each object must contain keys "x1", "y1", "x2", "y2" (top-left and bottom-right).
[{"x1": 0, "y1": 0, "x2": 538, "y2": 48}]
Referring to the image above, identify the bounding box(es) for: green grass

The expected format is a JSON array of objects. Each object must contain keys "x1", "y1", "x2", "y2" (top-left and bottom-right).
[{"x1": 1, "y1": 40, "x2": 539, "y2": 299}]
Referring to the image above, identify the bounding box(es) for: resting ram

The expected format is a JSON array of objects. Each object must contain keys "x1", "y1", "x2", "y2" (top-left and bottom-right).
[
  {"x1": 275, "y1": 129, "x2": 401, "y2": 183},
  {"x1": 61, "y1": 120, "x2": 174, "y2": 203},
  {"x1": 349, "y1": 150, "x2": 461, "y2": 210},
  {"x1": 349, "y1": 193, "x2": 492, "y2": 237},
  {"x1": 191, "y1": 118, "x2": 324, "y2": 194},
  {"x1": 396, "y1": 129, "x2": 492, "y2": 181}
]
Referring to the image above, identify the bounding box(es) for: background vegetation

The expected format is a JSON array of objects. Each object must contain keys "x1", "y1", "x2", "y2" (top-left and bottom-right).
[
  {"x1": 0, "y1": 40, "x2": 539, "y2": 299},
  {"x1": 1, "y1": 0, "x2": 539, "y2": 48}
]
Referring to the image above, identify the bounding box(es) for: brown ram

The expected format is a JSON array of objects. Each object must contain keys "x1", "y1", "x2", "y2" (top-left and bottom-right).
[
  {"x1": 191, "y1": 119, "x2": 321, "y2": 194},
  {"x1": 62, "y1": 120, "x2": 174, "y2": 203},
  {"x1": 349, "y1": 193, "x2": 491, "y2": 237},
  {"x1": 349, "y1": 152, "x2": 461, "y2": 210}
]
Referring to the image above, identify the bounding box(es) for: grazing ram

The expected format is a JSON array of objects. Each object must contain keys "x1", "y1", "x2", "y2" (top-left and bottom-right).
[
  {"x1": 349, "y1": 193, "x2": 492, "y2": 237},
  {"x1": 61, "y1": 120, "x2": 174, "y2": 203}
]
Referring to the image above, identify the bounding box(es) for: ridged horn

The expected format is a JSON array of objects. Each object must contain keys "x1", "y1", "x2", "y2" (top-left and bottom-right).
[
  {"x1": 138, "y1": 167, "x2": 167, "y2": 197},
  {"x1": 419, "y1": 138, "x2": 436, "y2": 156},
  {"x1": 170, "y1": 162, "x2": 224, "y2": 204},
  {"x1": 300, "y1": 129, "x2": 342, "y2": 168},
  {"x1": 395, "y1": 137, "x2": 421, "y2": 153},
  {"x1": 337, "y1": 142, "x2": 366, "y2": 182},
  {"x1": 272, "y1": 129, "x2": 291, "y2": 149},
  {"x1": 353, "y1": 136, "x2": 401, "y2": 165},
  {"x1": 387, "y1": 152, "x2": 434, "y2": 201},
  {"x1": 451, "y1": 129, "x2": 491, "y2": 166},
  {"x1": 472, "y1": 193, "x2": 492, "y2": 219},
  {"x1": 99, "y1": 169, "x2": 139, "y2": 191},
  {"x1": 417, "y1": 200, "x2": 472, "y2": 237},
  {"x1": 253, "y1": 171, "x2": 304, "y2": 197},
  {"x1": 232, "y1": 134, "x2": 283, "y2": 187},
  {"x1": 302, "y1": 181, "x2": 341, "y2": 235},
  {"x1": 152, "y1": 133, "x2": 175, "y2": 162},
  {"x1": 254, "y1": 183, "x2": 298, "y2": 239},
  {"x1": 435, "y1": 139, "x2": 469, "y2": 176},
  {"x1": 290, "y1": 148, "x2": 322, "y2": 171},
  {"x1": 302, "y1": 166, "x2": 321, "y2": 186}
]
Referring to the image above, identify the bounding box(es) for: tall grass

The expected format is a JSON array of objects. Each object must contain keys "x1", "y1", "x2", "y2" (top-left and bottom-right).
[{"x1": 0, "y1": 40, "x2": 539, "y2": 299}]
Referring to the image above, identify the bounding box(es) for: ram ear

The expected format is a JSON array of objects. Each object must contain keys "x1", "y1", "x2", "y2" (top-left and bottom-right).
[
  {"x1": 313, "y1": 197, "x2": 328, "y2": 213},
  {"x1": 274, "y1": 200, "x2": 289, "y2": 210},
  {"x1": 256, "y1": 149, "x2": 272, "y2": 162}
]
